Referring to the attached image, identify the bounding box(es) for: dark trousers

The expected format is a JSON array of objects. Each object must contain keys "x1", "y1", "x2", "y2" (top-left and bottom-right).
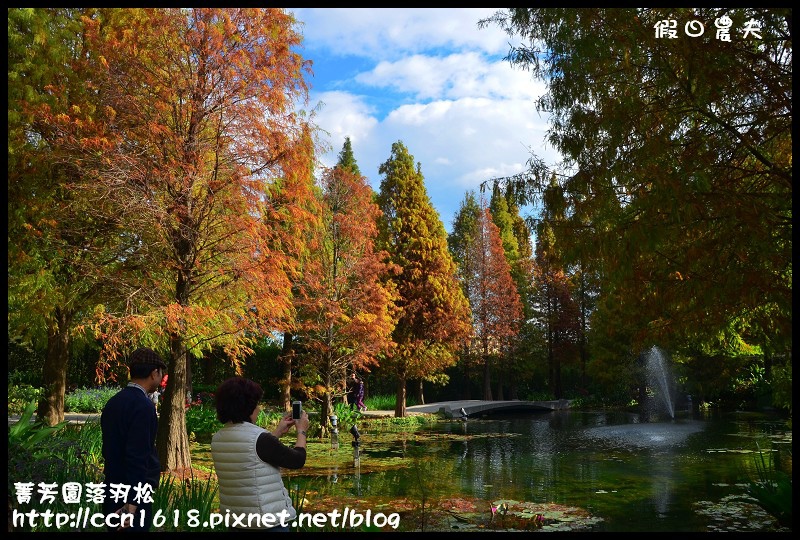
[{"x1": 103, "y1": 501, "x2": 154, "y2": 532}]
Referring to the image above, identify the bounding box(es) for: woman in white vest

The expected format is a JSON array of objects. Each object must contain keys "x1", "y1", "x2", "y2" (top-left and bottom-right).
[{"x1": 211, "y1": 377, "x2": 310, "y2": 531}]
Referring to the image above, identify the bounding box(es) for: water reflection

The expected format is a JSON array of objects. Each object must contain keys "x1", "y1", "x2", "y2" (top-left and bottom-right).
[
  {"x1": 584, "y1": 420, "x2": 705, "y2": 450},
  {"x1": 452, "y1": 411, "x2": 710, "y2": 522},
  {"x1": 307, "y1": 410, "x2": 789, "y2": 531}
]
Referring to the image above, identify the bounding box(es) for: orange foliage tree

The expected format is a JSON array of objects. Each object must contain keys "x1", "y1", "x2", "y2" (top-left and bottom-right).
[
  {"x1": 55, "y1": 8, "x2": 320, "y2": 471},
  {"x1": 465, "y1": 206, "x2": 524, "y2": 400},
  {"x1": 376, "y1": 141, "x2": 473, "y2": 417},
  {"x1": 9, "y1": 8, "x2": 130, "y2": 425},
  {"x1": 488, "y1": 183, "x2": 535, "y2": 399},
  {"x1": 294, "y1": 158, "x2": 398, "y2": 435}
]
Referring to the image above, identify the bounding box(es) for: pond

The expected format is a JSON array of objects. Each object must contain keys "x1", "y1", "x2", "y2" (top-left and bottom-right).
[{"x1": 285, "y1": 409, "x2": 791, "y2": 532}]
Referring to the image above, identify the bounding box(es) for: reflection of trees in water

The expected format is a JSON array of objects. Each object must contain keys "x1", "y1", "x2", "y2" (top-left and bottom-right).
[
  {"x1": 450, "y1": 421, "x2": 523, "y2": 499},
  {"x1": 301, "y1": 412, "x2": 788, "y2": 531},
  {"x1": 530, "y1": 422, "x2": 571, "y2": 501},
  {"x1": 348, "y1": 437, "x2": 460, "y2": 502},
  {"x1": 451, "y1": 414, "x2": 678, "y2": 507},
  {"x1": 345, "y1": 415, "x2": 682, "y2": 515}
]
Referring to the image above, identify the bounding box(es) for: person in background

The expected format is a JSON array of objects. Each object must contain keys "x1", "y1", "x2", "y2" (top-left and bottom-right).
[
  {"x1": 151, "y1": 372, "x2": 168, "y2": 414},
  {"x1": 101, "y1": 347, "x2": 166, "y2": 532},
  {"x1": 211, "y1": 377, "x2": 310, "y2": 531},
  {"x1": 149, "y1": 386, "x2": 160, "y2": 410},
  {"x1": 354, "y1": 374, "x2": 366, "y2": 412},
  {"x1": 347, "y1": 372, "x2": 367, "y2": 411},
  {"x1": 347, "y1": 372, "x2": 358, "y2": 410}
]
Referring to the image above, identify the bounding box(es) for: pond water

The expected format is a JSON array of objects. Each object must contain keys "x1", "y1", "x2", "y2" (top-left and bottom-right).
[{"x1": 292, "y1": 409, "x2": 791, "y2": 532}]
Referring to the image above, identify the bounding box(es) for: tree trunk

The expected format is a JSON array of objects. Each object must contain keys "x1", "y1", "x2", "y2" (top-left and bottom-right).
[
  {"x1": 342, "y1": 370, "x2": 351, "y2": 407},
  {"x1": 320, "y1": 356, "x2": 333, "y2": 439},
  {"x1": 462, "y1": 354, "x2": 471, "y2": 400},
  {"x1": 394, "y1": 377, "x2": 407, "y2": 417},
  {"x1": 579, "y1": 267, "x2": 588, "y2": 390},
  {"x1": 507, "y1": 349, "x2": 519, "y2": 399},
  {"x1": 413, "y1": 379, "x2": 425, "y2": 405},
  {"x1": 495, "y1": 370, "x2": 504, "y2": 401},
  {"x1": 320, "y1": 394, "x2": 332, "y2": 439},
  {"x1": 554, "y1": 352, "x2": 563, "y2": 399},
  {"x1": 278, "y1": 333, "x2": 294, "y2": 412},
  {"x1": 482, "y1": 353, "x2": 493, "y2": 401},
  {"x1": 157, "y1": 334, "x2": 192, "y2": 472},
  {"x1": 547, "y1": 330, "x2": 555, "y2": 398},
  {"x1": 37, "y1": 308, "x2": 72, "y2": 426}
]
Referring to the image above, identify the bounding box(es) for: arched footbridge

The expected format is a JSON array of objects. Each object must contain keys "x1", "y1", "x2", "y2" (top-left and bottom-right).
[{"x1": 404, "y1": 399, "x2": 572, "y2": 418}]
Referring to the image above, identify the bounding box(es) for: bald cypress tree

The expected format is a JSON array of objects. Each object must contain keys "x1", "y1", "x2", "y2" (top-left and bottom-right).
[
  {"x1": 448, "y1": 191, "x2": 483, "y2": 398},
  {"x1": 463, "y1": 205, "x2": 523, "y2": 401},
  {"x1": 376, "y1": 141, "x2": 472, "y2": 417},
  {"x1": 489, "y1": 183, "x2": 536, "y2": 398},
  {"x1": 489, "y1": 183, "x2": 520, "y2": 262},
  {"x1": 337, "y1": 136, "x2": 361, "y2": 176}
]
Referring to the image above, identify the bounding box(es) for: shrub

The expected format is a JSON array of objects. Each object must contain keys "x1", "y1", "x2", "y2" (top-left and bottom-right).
[
  {"x1": 9, "y1": 413, "x2": 222, "y2": 532},
  {"x1": 64, "y1": 386, "x2": 120, "y2": 413},
  {"x1": 194, "y1": 391, "x2": 216, "y2": 407},
  {"x1": 185, "y1": 404, "x2": 223, "y2": 439},
  {"x1": 330, "y1": 401, "x2": 363, "y2": 428},
  {"x1": 8, "y1": 384, "x2": 42, "y2": 415},
  {"x1": 256, "y1": 408, "x2": 285, "y2": 430},
  {"x1": 8, "y1": 402, "x2": 101, "y2": 532},
  {"x1": 369, "y1": 414, "x2": 437, "y2": 429},
  {"x1": 9, "y1": 369, "x2": 41, "y2": 387}
]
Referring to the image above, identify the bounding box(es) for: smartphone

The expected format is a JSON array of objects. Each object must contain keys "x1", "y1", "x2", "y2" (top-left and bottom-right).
[{"x1": 292, "y1": 401, "x2": 302, "y2": 420}]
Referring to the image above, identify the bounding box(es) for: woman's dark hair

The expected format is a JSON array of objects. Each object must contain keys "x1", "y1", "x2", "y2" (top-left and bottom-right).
[{"x1": 215, "y1": 377, "x2": 264, "y2": 423}]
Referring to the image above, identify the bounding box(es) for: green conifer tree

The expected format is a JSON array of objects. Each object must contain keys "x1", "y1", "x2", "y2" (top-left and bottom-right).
[
  {"x1": 336, "y1": 136, "x2": 361, "y2": 176},
  {"x1": 448, "y1": 191, "x2": 483, "y2": 399},
  {"x1": 376, "y1": 141, "x2": 472, "y2": 416}
]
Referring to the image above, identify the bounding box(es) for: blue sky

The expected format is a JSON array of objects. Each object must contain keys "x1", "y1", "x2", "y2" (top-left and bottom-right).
[{"x1": 288, "y1": 8, "x2": 561, "y2": 233}]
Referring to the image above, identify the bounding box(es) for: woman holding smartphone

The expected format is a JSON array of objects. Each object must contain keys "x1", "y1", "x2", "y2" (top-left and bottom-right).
[{"x1": 211, "y1": 376, "x2": 310, "y2": 531}]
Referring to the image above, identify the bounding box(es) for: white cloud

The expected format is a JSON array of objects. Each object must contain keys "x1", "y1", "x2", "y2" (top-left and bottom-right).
[
  {"x1": 357, "y1": 52, "x2": 545, "y2": 103},
  {"x1": 384, "y1": 95, "x2": 554, "y2": 185},
  {"x1": 312, "y1": 91, "x2": 379, "y2": 170},
  {"x1": 293, "y1": 8, "x2": 512, "y2": 59},
  {"x1": 294, "y1": 7, "x2": 557, "y2": 231}
]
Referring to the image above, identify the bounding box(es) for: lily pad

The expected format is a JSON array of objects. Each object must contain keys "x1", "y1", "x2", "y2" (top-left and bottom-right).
[{"x1": 693, "y1": 494, "x2": 789, "y2": 532}]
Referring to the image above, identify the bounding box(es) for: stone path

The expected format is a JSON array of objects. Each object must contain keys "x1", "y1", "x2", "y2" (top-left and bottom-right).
[{"x1": 9, "y1": 399, "x2": 571, "y2": 425}]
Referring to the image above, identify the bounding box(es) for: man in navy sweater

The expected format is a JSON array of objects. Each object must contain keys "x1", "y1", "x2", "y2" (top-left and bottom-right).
[{"x1": 101, "y1": 347, "x2": 166, "y2": 532}]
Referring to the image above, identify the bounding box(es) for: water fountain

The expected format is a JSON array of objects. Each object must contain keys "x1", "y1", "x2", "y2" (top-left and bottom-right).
[
  {"x1": 643, "y1": 345, "x2": 676, "y2": 420},
  {"x1": 584, "y1": 346, "x2": 702, "y2": 450}
]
